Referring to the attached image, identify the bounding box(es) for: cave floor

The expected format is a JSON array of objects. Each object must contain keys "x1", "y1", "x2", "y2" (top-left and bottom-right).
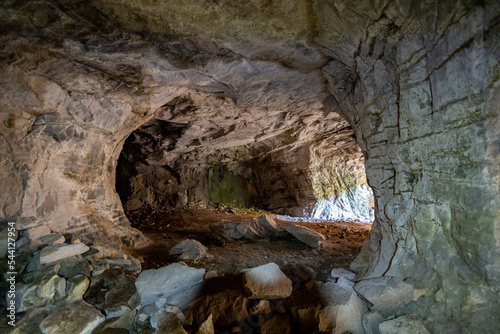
[{"x1": 127, "y1": 208, "x2": 371, "y2": 282}]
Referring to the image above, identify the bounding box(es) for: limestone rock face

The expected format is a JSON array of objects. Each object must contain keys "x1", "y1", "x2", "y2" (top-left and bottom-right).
[{"x1": 1, "y1": 1, "x2": 500, "y2": 332}]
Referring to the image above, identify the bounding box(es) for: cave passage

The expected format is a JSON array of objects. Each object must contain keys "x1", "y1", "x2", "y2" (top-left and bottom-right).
[
  {"x1": 115, "y1": 95, "x2": 375, "y2": 223},
  {"x1": 114, "y1": 113, "x2": 374, "y2": 334},
  {"x1": 3, "y1": 0, "x2": 500, "y2": 333},
  {"x1": 114, "y1": 94, "x2": 374, "y2": 278}
]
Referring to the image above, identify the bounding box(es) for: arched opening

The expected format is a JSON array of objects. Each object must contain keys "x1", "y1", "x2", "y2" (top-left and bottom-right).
[
  {"x1": 114, "y1": 92, "x2": 374, "y2": 332},
  {"x1": 116, "y1": 94, "x2": 374, "y2": 223}
]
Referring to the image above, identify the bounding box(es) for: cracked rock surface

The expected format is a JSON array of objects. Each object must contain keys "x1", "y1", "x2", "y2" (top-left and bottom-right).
[{"x1": 0, "y1": 0, "x2": 499, "y2": 332}]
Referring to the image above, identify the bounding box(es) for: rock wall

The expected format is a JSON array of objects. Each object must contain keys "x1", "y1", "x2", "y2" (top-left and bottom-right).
[
  {"x1": 1, "y1": 0, "x2": 499, "y2": 332},
  {"x1": 315, "y1": 1, "x2": 500, "y2": 332},
  {"x1": 115, "y1": 99, "x2": 367, "y2": 215}
]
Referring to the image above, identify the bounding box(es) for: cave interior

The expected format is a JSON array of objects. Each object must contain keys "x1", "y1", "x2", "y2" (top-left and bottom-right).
[{"x1": 0, "y1": 1, "x2": 500, "y2": 333}]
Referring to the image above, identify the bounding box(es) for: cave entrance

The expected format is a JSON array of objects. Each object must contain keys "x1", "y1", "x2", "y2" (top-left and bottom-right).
[
  {"x1": 115, "y1": 93, "x2": 374, "y2": 270},
  {"x1": 114, "y1": 95, "x2": 373, "y2": 332}
]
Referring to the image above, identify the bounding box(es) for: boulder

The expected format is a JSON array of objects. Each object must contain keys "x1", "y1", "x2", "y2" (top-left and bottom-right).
[
  {"x1": 331, "y1": 268, "x2": 356, "y2": 280},
  {"x1": 196, "y1": 314, "x2": 215, "y2": 334},
  {"x1": 155, "y1": 281, "x2": 203, "y2": 311},
  {"x1": 58, "y1": 257, "x2": 93, "y2": 278},
  {"x1": 7, "y1": 305, "x2": 57, "y2": 334},
  {"x1": 353, "y1": 276, "x2": 414, "y2": 318},
  {"x1": 318, "y1": 279, "x2": 368, "y2": 334},
  {"x1": 280, "y1": 223, "x2": 325, "y2": 248},
  {"x1": 155, "y1": 310, "x2": 188, "y2": 334},
  {"x1": 65, "y1": 275, "x2": 90, "y2": 303},
  {"x1": 249, "y1": 300, "x2": 273, "y2": 315},
  {"x1": 242, "y1": 262, "x2": 292, "y2": 299},
  {"x1": 362, "y1": 311, "x2": 385, "y2": 334},
  {"x1": 135, "y1": 263, "x2": 205, "y2": 306},
  {"x1": 23, "y1": 261, "x2": 62, "y2": 283},
  {"x1": 105, "y1": 303, "x2": 132, "y2": 319},
  {"x1": 91, "y1": 309, "x2": 136, "y2": 334},
  {"x1": 105, "y1": 281, "x2": 140, "y2": 311},
  {"x1": 217, "y1": 215, "x2": 281, "y2": 240},
  {"x1": 236, "y1": 215, "x2": 280, "y2": 240},
  {"x1": 137, "y1": 303, "x2": 159, "y2": 323},
  {"x1": 39, "y1": 300, "x2": 105, "y2": 334},
  {"x1": 378, "y1": 315, "x2": 431, "y2": 334},
  {"x1": 16, "y1": 275, "x2": 66, "y2": 312},
  {"x1": 39, "y1": 243, "x2": 90, "y2": 264},
  {"x1": 150, "y1": 304, "x2": 186, "y2": 328},
  {"x1": 169, "y1": 239, "x2": 209, "y2": 260},
  {"x1": 24, "y1": 225, "x2": 51, "y2": 240},
  {"x1": 103, "y1": 254, "x2": 141, "y2": 273}
]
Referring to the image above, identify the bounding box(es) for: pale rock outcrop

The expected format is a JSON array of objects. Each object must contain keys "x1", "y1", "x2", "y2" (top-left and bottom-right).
[{"x1": 242, "y1": 262, "x2": 293, "y2": 299}]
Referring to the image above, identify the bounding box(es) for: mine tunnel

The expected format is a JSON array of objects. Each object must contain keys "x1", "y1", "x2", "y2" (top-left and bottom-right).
[{"x1": 1, "y1": 1, "x2": 500, "y2": 334}]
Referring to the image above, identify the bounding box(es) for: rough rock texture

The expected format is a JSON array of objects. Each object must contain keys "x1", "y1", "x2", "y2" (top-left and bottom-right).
[
  {"x1": 281, "y1": 223, "x2": 326, "y2": 248},
  {"x1": 0, "y1": 1, "x2": 499, "y2": 332},
  {"x1": 39, "y1": 243, "x2": 90, "y2": 264},
  {"x1": 379, "y1": 315, "x2": 431, "y2": 334},
  {"x1": 135, "y1": 263, "x2": 205, "y2": 306},
  {"x1": 169, "y1": 239, "x2": 208, "y2": 260},
  {"x1": 354, "y1": 276, "x2": 415, "y2": 318},
  {"x1": 318, "y1": 279, "x2": 368, "y2": 334},
  {"x1": 39, "y1": 300, "x2": 105, "y2": 334},
  {"x1": 242, "y1": 263, "x2": 293, "y2": 299},
  {"x1": 215, "y1": 214, "x2": 281, "y2": 241}
]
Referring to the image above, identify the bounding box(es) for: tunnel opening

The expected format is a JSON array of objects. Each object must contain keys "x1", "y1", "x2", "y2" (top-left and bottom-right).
[
  {"x1": 114, "y1": 94, "x2": 375, "y2": 333},
  {"x1": 115, "y1": 95, "x2": 375, "y2": 223}
]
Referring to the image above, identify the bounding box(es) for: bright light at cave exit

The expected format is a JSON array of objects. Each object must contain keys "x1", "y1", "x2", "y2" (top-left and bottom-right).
[
  {"x1": 309, "y1": 184, "x2": 374, "y2": 223},
  {"x1": 277, "y1": 184, "x2": 375, "y2": 224}
]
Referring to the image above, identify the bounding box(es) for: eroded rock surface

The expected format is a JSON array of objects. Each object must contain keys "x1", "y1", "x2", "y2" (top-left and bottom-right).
[
  {"x1": 0, "y1": 0, "x2": 499, "y2": 332},
  {"x1": 135, "y1": 263, "x2": 205, "y2": 306},
  {"x1": 242, "y1": 262, "x2": 293, "y2": 299},
  {"x1": 281, "y1": 223, "x2": 326, "y2": 248}
]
